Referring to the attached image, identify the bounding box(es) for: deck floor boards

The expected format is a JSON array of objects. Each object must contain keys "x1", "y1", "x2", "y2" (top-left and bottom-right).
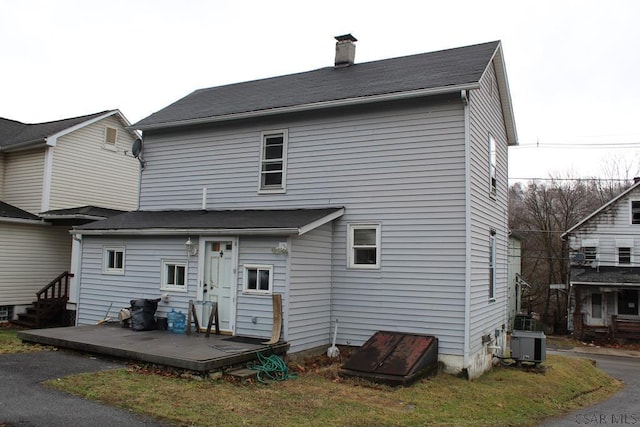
[{"x1": 17, "y1": 324, "x2": 289, "y2": 372}]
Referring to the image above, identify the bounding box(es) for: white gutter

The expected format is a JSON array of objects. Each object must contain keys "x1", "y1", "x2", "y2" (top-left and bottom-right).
[
  {"x1": 133, "y1": 84, "x2": 479, "y2": 131},
  {"x1": 0, "y1": 217, "x2": 50, "y2": 225},
  {"x1": 462, "y1": 89, "x2": 472, "y2": 372},
  {"x1": 70, "y1": 227, "x2": 302, "y2": 236}
]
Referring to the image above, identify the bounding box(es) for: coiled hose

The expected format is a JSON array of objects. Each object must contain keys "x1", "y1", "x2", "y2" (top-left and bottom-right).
[{"x1": 248, "y1": 352, "x2": 297, "y2": 383}]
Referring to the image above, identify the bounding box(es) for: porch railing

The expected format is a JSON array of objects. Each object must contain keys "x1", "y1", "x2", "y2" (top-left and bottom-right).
[{"x1": 35, "y1": 271, "x2": 73, "y2": 328}]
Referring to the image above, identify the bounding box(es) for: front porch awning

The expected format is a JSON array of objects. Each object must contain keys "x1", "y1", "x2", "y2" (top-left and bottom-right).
[
  {"x1": 71, "y1": 207, "x2": 345, "y2": 236},
  {"x1": 571, "y1": 266, "x2": 640, "y2": 287}
]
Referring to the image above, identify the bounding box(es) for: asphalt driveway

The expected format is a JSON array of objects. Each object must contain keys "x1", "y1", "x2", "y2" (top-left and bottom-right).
[
  {"x1": 0, "y1": 350, "x2": 171, "y2": 426},
  {"x1": 540, "y1": 350, "x2": 640, "y2": 426}
]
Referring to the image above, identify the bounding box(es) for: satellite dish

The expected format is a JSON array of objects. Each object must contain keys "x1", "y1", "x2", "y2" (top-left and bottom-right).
[{"x1": 131, "y1": 138, "x2": 142, "y2": 158}]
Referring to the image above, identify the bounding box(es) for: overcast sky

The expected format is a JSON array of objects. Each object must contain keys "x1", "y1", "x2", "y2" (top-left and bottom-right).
[{"x1": 2, "y1": 0, "x2": 639, "y2": 181}]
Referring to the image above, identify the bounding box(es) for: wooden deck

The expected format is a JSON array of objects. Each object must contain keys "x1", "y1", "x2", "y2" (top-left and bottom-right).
[{"x1": 17, "y1": 324, "x2": 289, "y2": 373}]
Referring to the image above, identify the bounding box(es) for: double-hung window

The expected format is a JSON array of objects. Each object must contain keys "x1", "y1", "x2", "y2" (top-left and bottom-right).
[
  {"x1": 104, "y1": 126, "x2": 117, "y2": 151},
  {"x1": 103, "y1": 246, "x2": 125, "y2": 274},
  {"x1": 348, "y1": 224, "x2": 381, "y2": 269},
  {"x1": 632, "y1": 201, "x2": 640, "y2": 224},
  {"x1": 489, "y1": 134, "x2": 497, "y2": 197},
  {"x1": 161, "y1": 260, "x2": 187, "y2": 291},
  {"x1": 619, "y1": 247, "x2": 632, "y2": 265},
  {"x1": 259, "y1": 130, "x2": 288, "y2": 193},
  {"x1": 243, "y1": 264, "x2": 273, "y2": 294}
]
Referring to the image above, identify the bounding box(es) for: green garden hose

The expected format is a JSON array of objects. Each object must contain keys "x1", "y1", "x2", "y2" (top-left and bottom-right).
[{"x1": 248, "y1": 352, "x2": 297, "y2": 383}]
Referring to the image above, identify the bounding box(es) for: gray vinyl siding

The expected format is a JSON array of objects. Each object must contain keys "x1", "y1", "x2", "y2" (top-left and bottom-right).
[
  {"x1": 3, "y1": 148, "x2": 45, "y2": 214},
  {"x1": 77, "y1": 236, "x2": 197, "y2": 325},
  {"x1": 0, "y1": 152, "x2": 5, "y2": 199},
  {"x1": 288, "y1": 223, "x2": 332, "y2": 352},
  {"x1": 140, "y1": 98, "x2": 469, "y2": 355},
  {"x1": 235, "y1": 236, "x2": 288, "y2": 339},
  {"x1": 49, "y1": 116, "x2": 139, "y2": 211},
  {"x1": 0, "y1": 223, "x2": 71, "y2": 305},
  {"x1": 468, "y1": 62, "x2": 510, "y2": 355},
  {"x1": 568, "y1": 187, "x2": 640, "y2": 267}
]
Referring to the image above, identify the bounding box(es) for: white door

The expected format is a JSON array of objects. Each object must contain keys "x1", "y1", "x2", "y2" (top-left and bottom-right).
[{"x1": 203, "y1": 241, "x2": 234, "y2": 331}]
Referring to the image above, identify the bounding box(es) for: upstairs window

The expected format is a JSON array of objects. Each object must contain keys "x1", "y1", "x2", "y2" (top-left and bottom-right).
[
  {"x1": 619, "y1": 247, "x2": 632, "y2": 265},
  {"x1": 489, "y1": 134, "x2": 497, "y2": 197},
  {"x1": 348, "y1": 224, "x2": 381, "y2": 269},
  {"x1": 583, "y1": 246, "x2": 597, "y2": 262},
  {"x1": 632, "y1": 201, "x2": 640, "y2": 224},
  {"x1": 259, "y1": 130, "x2": 288, "y2": 193},
  {"x1": 103, "y1": 247, "x2": 125, "y2": 275},
  {"x1": 104, "y1": 126, "x2": 117, "y2": 150}
]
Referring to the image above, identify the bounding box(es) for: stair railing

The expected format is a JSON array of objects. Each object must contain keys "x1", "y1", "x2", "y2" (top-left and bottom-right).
[{"x1": 35, "y1": 271, "x2": 74, "y2": 328}]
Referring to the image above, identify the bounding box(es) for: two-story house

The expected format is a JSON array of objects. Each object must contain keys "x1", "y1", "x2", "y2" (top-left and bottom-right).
[
  {"x1": 0, "y1": 110, "x2": 140, "y2": 324},
  {"x1": 72, "y1": 37, "x2": 517, "y2": 378},
  {"x1": 563, "y1": 180, "x2": 640, "y2": 340}
]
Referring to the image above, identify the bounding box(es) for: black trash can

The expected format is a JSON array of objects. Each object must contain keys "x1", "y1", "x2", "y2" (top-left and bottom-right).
[{"x1": 130, "y1": 298, "x2": 161, "y2": 331}]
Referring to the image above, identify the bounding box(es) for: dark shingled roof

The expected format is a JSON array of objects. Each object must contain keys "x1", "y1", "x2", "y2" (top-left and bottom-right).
[
  {"x1": 134, "y1": 41, "x2": 501, "y2": 130},
  {"x1": 571, "y1": 266, "x2": 640, "y2": 285},
  {"x1": 0, "y1": 201, "x2": 41, "y2": 221},
  {"x1": 75, "y1": 208, "x2": 343, "y2": 233},
  {"x1": 0, "y1": 111, "x2": 113, "y2": 150},
  {"x1": 40, "y1": 206, "x2": 125, "y2": 219}
]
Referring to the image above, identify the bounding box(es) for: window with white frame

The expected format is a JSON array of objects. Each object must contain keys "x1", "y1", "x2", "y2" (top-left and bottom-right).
[
  {"x1": 489, "y1": 134, "x2": 497, "y2": 197},
  {"x1": 632, "y1": 201, "x2": 640, "y2": 224},
  {"x1": 348, "y1": 224, "x2": 381, "y2": 269},
  {"x1": 243, "y1": 264, "x2": 273, "y2": 294},
  {"x1": 489, "y1": 230, "x2": 496, "y2": 301},
  {"x1": 259, "y1": 130, "x2": 288, "y2": 192},
  {"x1": 618, "y1": 247, "x2": 632, "y2": 265},
  {"x1": 582, "y1": 246, "x2": 597, "y2": 262},
  {"x1": 161, "y1": 260, "x2": 187, "y2": 291},
  {"x1": 104, "y1": 126, "x2": 117, "y2": 150},
  {"x1": 103, "y1": 247, "x2": 125, "y2": 274}
]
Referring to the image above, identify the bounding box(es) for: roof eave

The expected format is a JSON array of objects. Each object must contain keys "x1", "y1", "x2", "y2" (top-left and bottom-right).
[
  {"x1": 0, "y1": 217, "x2": 50, "y2": 225},
  {"x1": 71, "y1": 227, "x2": 302, "y2": 236},
  {"x1": 485, "y1": 42, "x2": 518, "y2": 146},
  {"x1": 132, "y1": 84, "x2": 479, "y2": 132}
]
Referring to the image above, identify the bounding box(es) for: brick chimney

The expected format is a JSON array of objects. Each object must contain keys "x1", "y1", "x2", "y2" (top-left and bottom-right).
[{"x1": 334, "y1": 34, "x2": 357, "y2": 67}]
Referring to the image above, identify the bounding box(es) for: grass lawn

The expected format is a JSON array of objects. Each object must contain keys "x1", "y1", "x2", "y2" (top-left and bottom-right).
[
  {"x1": 0, "y1": 327, "x2": 48, "y2": 354},
  {"x1": 0, "y1": 328, "x2": 622, "y2": 426}
]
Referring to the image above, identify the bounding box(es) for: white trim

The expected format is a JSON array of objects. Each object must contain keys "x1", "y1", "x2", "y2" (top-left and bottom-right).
[
  {"x1": 258, "y1": 129, "x2": 288, "y2": 194},
  {"x1": 298, "y1": 208, "x2": 345, "y2": 235},
  {"x1": 617, "y1": 246, "x2": 633, "y2": 266},
  {"x1": 160, "y1": 259, "x2": 188, "y2": 292},
  {"x1": 41, "y1": 146, "x2": 54, "y2": 212},
  {"x1": 102, "y1": 125, "x2": 118, "y2": 151},
  {"x1": 347, "y1": 223, "x2": 381, "y2": 269},
  {"x1": 0, "y1": 217, "x2": 50, "y2": 225},
  {"x1": 102, "y1": 246, "x2": 125, "y2": 275},
  {"x1": 488, "y1": 133, "x2": 497, "y2": 199},
  {"x1": 242, "y1": 264, "x2": 273, "y2": 295},
  {"x1": 463, "y1": 92, "x2": 472, "y2": 370},
  {"x1": 133, "y1": 83, "x2": 481, "y2": 131}
]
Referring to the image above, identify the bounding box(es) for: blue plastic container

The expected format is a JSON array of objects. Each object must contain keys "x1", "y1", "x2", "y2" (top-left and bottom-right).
[
  {"x1": 172, "y1": 310, "x2": 187, "y2": 334},
  {"x1": 167, "y1": 309, "x2": 177, "y2": 333}
]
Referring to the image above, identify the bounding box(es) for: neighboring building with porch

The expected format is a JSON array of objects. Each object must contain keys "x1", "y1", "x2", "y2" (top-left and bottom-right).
[
  {"x1": 71, "y1": 37, "x2": 518, "y2": 378},
  {"x1": 0, "y1": 110, "x2": 140, "y2": 325},
  {"x1": 563, "y1": 180, "x2": 640, "y2": 340}
]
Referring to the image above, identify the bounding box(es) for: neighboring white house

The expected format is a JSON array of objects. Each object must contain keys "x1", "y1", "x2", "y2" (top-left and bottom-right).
[
  {"x1": 563, "y1": 181, "x2": 640, "y2": 340},
  {"x1": 0, "y1": 110, "x2": 140, "y2": 324},
  {"x1": 72, "y1": 37, "x2": 518, "y2": 378}
]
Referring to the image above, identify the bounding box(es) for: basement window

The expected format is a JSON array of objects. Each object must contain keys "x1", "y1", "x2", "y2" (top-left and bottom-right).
[{"x1": 103, "y1": 247, "x2": 125, "y2": 275}]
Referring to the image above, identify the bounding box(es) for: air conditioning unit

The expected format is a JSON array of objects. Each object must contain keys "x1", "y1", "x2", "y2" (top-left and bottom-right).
[{"x1": 510, "y1": 330, "x2": 546, "y2": 364}]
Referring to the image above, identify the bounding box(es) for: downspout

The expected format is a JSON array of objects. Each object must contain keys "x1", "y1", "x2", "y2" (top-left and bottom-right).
[
  {"x1": 41, "y1": 143, "x2": 55, "y2": 212},
  {"x1": 462, "y1": 89, "x2": 472, "y2": 372}
]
